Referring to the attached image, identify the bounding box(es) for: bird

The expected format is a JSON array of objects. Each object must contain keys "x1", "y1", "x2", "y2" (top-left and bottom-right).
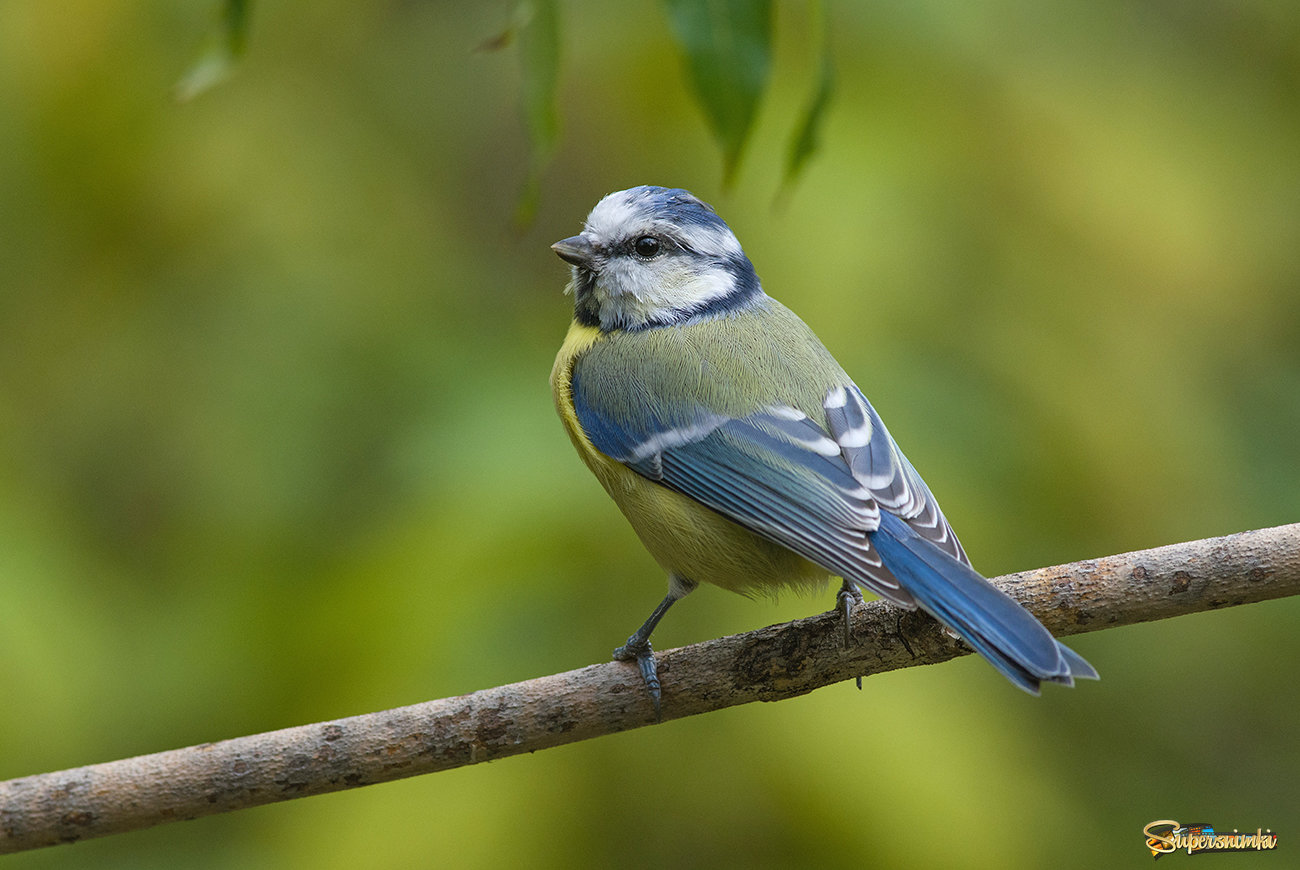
[{"x1": 549, "y1": 185, "x2": 1097, "y2": 709}]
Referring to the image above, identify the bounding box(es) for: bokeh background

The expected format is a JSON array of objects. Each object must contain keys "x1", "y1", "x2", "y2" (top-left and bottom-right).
[{"x1": 2, "y1": 1, "x2": 1298, "y2": 867}]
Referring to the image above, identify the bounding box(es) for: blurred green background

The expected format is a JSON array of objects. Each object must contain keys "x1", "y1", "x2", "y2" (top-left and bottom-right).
[{"x1": 2, "y1": 1, "x2": 1297, "y2": 867}]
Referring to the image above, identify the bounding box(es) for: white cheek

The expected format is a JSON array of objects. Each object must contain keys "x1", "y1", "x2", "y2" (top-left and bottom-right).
[
  {"x1": 665, "y1": 268, "x2": 733, "y2": 307},
  {"x1": 597, "y1": 260, "x2": 669, "y2": 304},
  {"x1": 598, "y1": 261, "x2": 733, "y2": 317}
]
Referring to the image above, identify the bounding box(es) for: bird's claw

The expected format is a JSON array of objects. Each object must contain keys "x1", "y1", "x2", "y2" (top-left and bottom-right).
[
  {"x1": 836, "y1": 582, "x2": 864, "y2": 649},
  {"x1": 614, "y1": 636, "x2": 662, "y2": 718},
  {"x1": 836, "y1": 581, "x2": 866, "y2": 689}
]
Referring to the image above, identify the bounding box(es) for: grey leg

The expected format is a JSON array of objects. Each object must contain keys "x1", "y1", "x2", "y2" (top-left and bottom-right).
[
  {"x1": 836, "y1": 578, "x2": 865, "y2": 689},
  {"x1": 613, "y1": 575, "x2": 697, "y2": 715},
  {"x1": 836, "y1": 578, "x2": 864, "y2": 648}
]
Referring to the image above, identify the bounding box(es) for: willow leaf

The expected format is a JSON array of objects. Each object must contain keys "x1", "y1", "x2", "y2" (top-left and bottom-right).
[{"x1": 663, "y1": 0, "x2": 773, "y2": 187}]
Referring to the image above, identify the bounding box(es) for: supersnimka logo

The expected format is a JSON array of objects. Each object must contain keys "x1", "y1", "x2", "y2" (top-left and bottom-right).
[{"x1": 1143, "y1": 820, "x2": 1279, "y2": 858}]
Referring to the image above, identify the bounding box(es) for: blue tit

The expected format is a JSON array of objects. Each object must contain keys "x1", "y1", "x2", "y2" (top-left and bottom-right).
[{"x1": 550, "y1": 185, "x2": 1097, "y2": 707}]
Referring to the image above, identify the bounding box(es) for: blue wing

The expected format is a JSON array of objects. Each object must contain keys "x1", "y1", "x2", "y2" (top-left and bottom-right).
[
  {"x1": 573, "y1": 367, "x2": 912, "y2": 604},
  {"x1": 649, "y1": 409, "x2": 915, "y2": 606},
  {"x1": 821, "y1": 385, "x2": 969, "y2": 566},
  {"x1": 572, "y1": 372, "x2": 1097, "y2": 692}
]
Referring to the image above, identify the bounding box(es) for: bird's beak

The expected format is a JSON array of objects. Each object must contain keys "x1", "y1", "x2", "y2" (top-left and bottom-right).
[{"x1": 551, "y1": 235, "x2": 597, "y2": 269}]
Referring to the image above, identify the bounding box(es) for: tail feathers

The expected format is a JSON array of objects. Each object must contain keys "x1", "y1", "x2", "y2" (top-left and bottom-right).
[
  {"x1": 869, "y1": 512, "x2": 1098, "y2": 694},
  {"x1": 1057, "y1": 642, "x2": 1100, "y2": 683}
]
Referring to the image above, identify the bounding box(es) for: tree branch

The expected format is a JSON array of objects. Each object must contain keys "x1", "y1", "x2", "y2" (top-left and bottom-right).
[{"x1": 3, "y1": 523, "x2": 1298, "y2": 853}]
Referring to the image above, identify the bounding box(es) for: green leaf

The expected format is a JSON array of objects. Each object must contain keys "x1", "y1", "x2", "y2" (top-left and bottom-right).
[
  {"x1": 663, "y1": 0, "x2": 773, "y2": 187},
  {"x1": 515, "y1": 0, "x2": 561, "y2": 226},
  {"x1": 783, "y1": 0, "x2": 834, "y2": 191},
  {"x1": 175, "y1": 0, "x2": 252, "y2": 102}
]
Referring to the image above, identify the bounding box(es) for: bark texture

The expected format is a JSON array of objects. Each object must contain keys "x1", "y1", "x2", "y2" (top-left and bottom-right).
[{"x1": 2, "y1": 523, "x2": 1297, "y2": 853}]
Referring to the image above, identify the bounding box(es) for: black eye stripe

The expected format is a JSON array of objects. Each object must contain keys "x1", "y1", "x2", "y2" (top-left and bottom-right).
[{"x1": 615, "y1": 232, "x2": 695, "y2": 259}]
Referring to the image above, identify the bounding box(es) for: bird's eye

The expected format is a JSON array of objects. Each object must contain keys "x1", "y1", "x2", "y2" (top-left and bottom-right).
[{"x1": 633, "y1": 236, "x2": 662, "y2": 258}]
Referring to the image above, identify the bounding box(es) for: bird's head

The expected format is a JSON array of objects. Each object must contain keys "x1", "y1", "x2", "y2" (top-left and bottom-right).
[{"x1": 552, "y1": 186, "x2": 763, "y2": 331}]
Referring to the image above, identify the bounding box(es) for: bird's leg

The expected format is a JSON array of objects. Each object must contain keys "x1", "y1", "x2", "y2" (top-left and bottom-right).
[
  {"x1": 613, "y1": 575, "x2": 697, "y2": 716},
  {"x1": 836, "y1": 579, "x2": 866, "y2": 689},
  {"x1": 836, "y1": 578, "x2": 864, "y2": 648}
]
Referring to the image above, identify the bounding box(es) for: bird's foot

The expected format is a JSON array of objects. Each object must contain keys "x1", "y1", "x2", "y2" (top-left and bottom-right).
[
  {"x1": 613, "y1": 635, "x2": 662, "y2": 718},
  {"x1": 836, "y1": 580, "x2": 866, "y2": 689},
  {"x1": 836, "y1": 581, "x2": 864, "y2": 649}
]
